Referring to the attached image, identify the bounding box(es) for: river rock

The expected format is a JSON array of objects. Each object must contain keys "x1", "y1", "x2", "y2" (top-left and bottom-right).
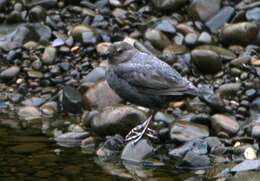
[
  {"x1": 231, "y1": 160, "x2": 260, "y2": 172},
  {"x1": 144, "y1": 28, "x2": 171, "y2": 50},
  {"x1": 246, "y1": 8, "x2": 260, "y2": 23},
  {"x1": 217, "y1": 83, "x2": 242, "y2": 97},
  {"x1": 28, "y1": 5, "x2": 46, "y2": 22},
  {"x1": 71, "y1": 24, "x2": 94, "y2": 42},
  {"x1": 54, "y1": 131, "x2": 89, "y2": 148},
  {"x1": 41, "y1": 46, "x2": 56, "y2": 65},
  {"x1": 23, "y1": 0, "x2": 58, "y2": 8},
  {"x1": 9, "y1": 143, "x2": 47, "y2": 154},
  {"x1": 198, "y1": 32, "x2": 212, "y2": 44},
  {"x1": 81, "y1": 67, "x2": 106, "y2": 87},
  {"x1": 169, "y1": 138, "x2": 208, "y2": 158},
  {"x1": 180, "y1": 151, "x2": 210, "y2": 168},
  {"x1": 152, "y1": 0, "x2": 189, "y2": 11},
  {"x1": 90, "y1": 106, "x2": 146, "y2": 136},
  {"x1": 220, "y1": 22, "x2": 259, "y2": 46},
  {"x1": 83, "y1": 80, "x2": 123, "y2": 110},
  {"x1": 0, "y1": 66, "x2": 20, "y2": 79},
  {"x1": 191, "y1": 49, "x2": 222, "y2": 74},
  {"x1": 170, "y1": 121, "x2": 209, "y2": 143},
  {"x1": 18, "y1": 106, "x2": 42, "y2": 121},
  {"x1": 121, "y1": 139, "x2": 154, "y2": 163},
  {"x1": 206, "y1": 6, "x2": 235, "y2": 33},
  {"x1": 189, "y1": 0, "x2": 221, "y2": 22},
  {"x1": 62, "y1": 86, "x2": 82, "y2": 114},
  {"x1": 155, "y1": 19, "x2": 176, "y2": 35},
  {"x1": 211, "y1": 114, "x2": 240, "y2": 136},
  {"x1": 22, "y1": 97, "x2": 46, "y2": 107}
]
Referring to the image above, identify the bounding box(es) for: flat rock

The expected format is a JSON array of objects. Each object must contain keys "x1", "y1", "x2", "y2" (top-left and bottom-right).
[
  {"x1": 180, "y1": 151, "x2": 210, "y2": 168},
  {"x1": 90, "y1": 106, "x2": 146, "y2": 136},
  {"x1": 152, "y1": 0, "x2": 189, "y2": 11},
  {"x1": 231, "y1": 160, "x2": 260, "y2": 172},
  {"x1": 170, "y1": 121, "x2": 209, "y2": 143},
  {"x1": 121, "y1": 139, "x2": 154, "y2": 163},
  {"x1": 54, "y1": 131, "x2": 89, "y2": 148},
  {"x1": 18, "y1": 106, "x2": 42, "y2": 121}
]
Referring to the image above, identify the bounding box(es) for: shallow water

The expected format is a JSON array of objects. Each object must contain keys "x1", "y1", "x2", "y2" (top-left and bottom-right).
[{"x1": 0, "y1": 113, "x2": 230, "y2": 181}]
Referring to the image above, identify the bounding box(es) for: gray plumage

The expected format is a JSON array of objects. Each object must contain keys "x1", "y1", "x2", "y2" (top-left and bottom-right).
[{"x1": 105, "y1": 41, "x2": 199, "y2": 109}]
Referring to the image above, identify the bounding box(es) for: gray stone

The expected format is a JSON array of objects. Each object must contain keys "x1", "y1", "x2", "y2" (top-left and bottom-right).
[
  {"x1": 144, "y1": 28, "x2": 171, "y2": 50},
  {"x1": 83, "y1": 80, "x2": 123, "y2": 110},
  {"x1": 180, "y1": 151, "x2": 210, "y2": 168},
  {"x1": 152, "y1": 0, "x2": 189, "y2": 11},
  {"x1": 62, "y1": 86, "x2": 82, "y2": 114},
  {"x1": 246, "y1": 8, "x2": 260, "y2": 23},
  {"x1": 42, "y1": 46, "x2": 56, "y2": 65},
  {"x1": 81, "y1": 67, "x2": 106, "y2": 86},
  {"x1": 0, "y1": 66, "x2": 20, "y2": 79},
  {"x1": 54, "y1": 131, "x2": 89, "y2": 148},
  {"x1": 198, "y1": 32, "x2": 212, "y2": 44},
  {"x1": 17, "y1": 106, "x2": 42, "y2": 121},
  {"x1": 170, "y1": 121, "x2": 209, "y2": 143},
  {"x1": 189, "y1": 0, "x2": 221, "y2": 21},
  {"x1": 231, "y1": 160, "x2": 260, "y2": 172},
  {"x1": 206, "y1": 6, "x2": 235, "y2": 33},
  {"x1": 90, "y1": 106, "x2": 146, "y2": 136},
  {"x1": 121, "y1": 139, "x2": 154, "y2": 163},
  {"x1": 211, "y1": 114, "x2": 240, "y2": 136}
]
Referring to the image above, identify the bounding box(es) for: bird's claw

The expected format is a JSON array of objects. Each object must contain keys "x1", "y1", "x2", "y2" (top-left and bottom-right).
[{"x1": 125, "y1": 115, "x2": 158, "y2": 144}]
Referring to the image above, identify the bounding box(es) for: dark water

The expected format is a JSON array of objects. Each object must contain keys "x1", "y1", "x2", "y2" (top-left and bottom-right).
[{"x1": 0, "y1": 114, "x2": 228, "y2": 181}]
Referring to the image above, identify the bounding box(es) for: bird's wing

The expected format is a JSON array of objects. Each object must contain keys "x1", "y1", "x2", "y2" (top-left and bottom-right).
[{"x1": 114, "y1": 62, "x2": 197, "y2": 96}]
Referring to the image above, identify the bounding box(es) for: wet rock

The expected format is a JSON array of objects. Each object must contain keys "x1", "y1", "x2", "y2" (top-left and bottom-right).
[
  {"x1": 152, "y1": 0, "x2": 189, "y2": 11},
  {"x1": 40, "y1": 101, "x2": 58, "y2": 117},
  {"x1": 21, "y1": 97, "x2": 46, "y2": 107},
  {"x1": 155, "y1": 19, "x2": 176, "y2": 35},
  {"x1": 198, "y1": 32, "x2": 212, "y2": 44},
  {"x1": 42, "y1": 46, "x2": 56, "y2": 65},
  {"x1": 82, "y1": 31, "x2": 97, "y2": 45},
  {"x1": 0, "y1": 66, "x2": 20, "y2": 79},
  {"x1": 189, "y1": 0, "x2": 221, "y2": 22},
  {"x1": 205, "y1": 137, "x2": 223, "y2": 151},
  {"x1": 18, "y1": 106, "x2": 42, "y2": 121},
  {"x1": 206, "y1": 6, "x2": 235, "y2": 33},
  {"x1": 180, "y1": 151, "x2": 210, "y2": 168},
  {"x1": 9, "y1": 143, "x2": 47, "y2": 154},
  {"x1": 196, "y1": 45, "x2": 236, "y2": 61},
  {"x1": 96, "y1": 42, "x2": 111, "y2": 55},
  {"x1": 96, "y1": 134, "x2": 124, "y2": 158},
  {"x1": 217, "y1": 83, "x2": 242, "y2": 97},
  {"x1": 62, "y1": 86, "x2": 82, "y2": 114},
  {"x1": 54, "y1": 131, "x2": 89, "y2": 148},
  {"x1": 184, "y1": 33, "x2": 198, "y2": 46},
  {"x1": 81, "y1": 67, "x2": 106, "y2": 86},
  {"x1": 170, "y1": 121, "x2": 209, "y2": 143},
  {"x1": 121, "y1": 139, "x2": 154, "y2": 163},
  {"x1": 28, "y1": 5, "x2": 46, "y2": 22},
  {"x1": 109, "y1": 0, "x2": 122, "y2": 7},
  {"x1": 0, "y1": 0, "x2": 8, "y2": 10},
  {"x1": 169, "y1": 138, "x2": 208, "y2": 158},
  {"x1": 144, "y1": 28, "x2": 171, "y2": 50},
  {"x1": 246, "y1": 8, "x2": 260, "y2": 23},
  {"x1": 52, "y1": 38, "x2": 64, "y2": 47},
  {"x1": 6, "y1": 10, "x2": 23, "y2": 24},
  {"x1": 27, "y1": 70, "x2": 43, "y2": 79},
  {"x1": 24, "y1": 0, "x2": 58, "y2": 8},
  {"x1": 71, "y1": 24, "x2": 94, "y2": 42},
  {"x1": 231, "y1": 160, "x2": 260, "y2": 172},
  {"x1": 251, "y1": 124, "x2": 260, "y2": 140},
  {"x1": 211, "y1": 114, "x2": 240, "y2": 136},
  {"x1": 220, "y1": 22, "x2": 259, "y2": 46},
  {"x1": 191, "y1": 49, "x2": 222, "y2": 74},
  {"x1": 232, "y1": 172, "x2": 260, "y2": 181},
  {"x1": 90, "y1": 106, "x2": 146, "y2": 136},
  {"x1": 83, "y1": 80, "x2": 123, "y2": 110}
]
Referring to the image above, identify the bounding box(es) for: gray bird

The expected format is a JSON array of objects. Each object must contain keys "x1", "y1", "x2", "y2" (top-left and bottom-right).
[{"x1": 105, "y1": 41, "x2": 203, "y2": 143}]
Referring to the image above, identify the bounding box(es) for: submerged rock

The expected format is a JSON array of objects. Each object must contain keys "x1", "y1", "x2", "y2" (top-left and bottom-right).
[
  {"x1": 54, "y1": 131, "x2": 89, "y2": 148},
  {"x1": 180, "y1": 151, "x2": 210, "y2": 168},
  {"x1": 231, "y1": 160, "x2": 260, "y2": 172},
  {"x1": 18, "y1": 106, "x2": 42, "y2": 121}
]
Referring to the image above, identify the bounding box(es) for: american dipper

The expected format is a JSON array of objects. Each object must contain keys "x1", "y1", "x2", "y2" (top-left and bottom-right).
[{"x1": 105, "y1": 41, "x2": 203, "y2": 143}]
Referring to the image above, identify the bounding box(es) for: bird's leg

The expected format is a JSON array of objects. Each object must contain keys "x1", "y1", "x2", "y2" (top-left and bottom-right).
[{"x1": 125, "y1": 113, "x2": 157, "y2": 144}]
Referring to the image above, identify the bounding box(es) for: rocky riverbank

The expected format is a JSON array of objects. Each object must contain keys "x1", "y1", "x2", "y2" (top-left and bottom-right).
[{"x1": 0, "y1": 0, "x2": 260, "y2": 180}]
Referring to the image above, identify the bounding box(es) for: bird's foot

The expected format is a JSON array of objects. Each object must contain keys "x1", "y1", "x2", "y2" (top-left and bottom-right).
[{"x1": 125, "y1": 115, "x2": 158, "y2": 144}]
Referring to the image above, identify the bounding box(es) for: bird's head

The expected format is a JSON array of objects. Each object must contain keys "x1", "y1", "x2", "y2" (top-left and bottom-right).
[{"x1": 105, "y1": 41, "x2": 136, "y2": 64}]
